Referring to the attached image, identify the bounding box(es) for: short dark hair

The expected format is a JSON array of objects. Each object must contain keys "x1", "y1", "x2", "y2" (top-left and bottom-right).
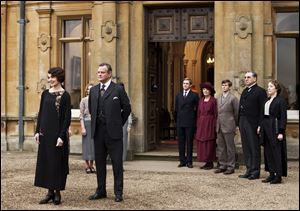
[
  {"x1": 246, "y1": 71, "x2": 257, "y2": 78},
  {"x1": 99, "y1": 63, "x2": 112, "y2": 73},
  {"x1": 48, "y1": 67, "x2": 65, "y2": 83},
  {"x1": 221, "y1": 79, "x2": 232, "y2": 87},
  {"x1": 269, "y1": 79, "x2": 282, "y2": 95}
]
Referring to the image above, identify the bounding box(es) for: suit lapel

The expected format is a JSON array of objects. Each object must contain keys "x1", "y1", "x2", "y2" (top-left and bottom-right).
[
  {"x1": 93, "y1": 84, "x2": 100, "y2": 114},
  {"x1": 103, "y1": 81, "x2": 115, "y2": 99},
  {"x1": 93, "y1": 84, "x2": 100, "y2": 100}
]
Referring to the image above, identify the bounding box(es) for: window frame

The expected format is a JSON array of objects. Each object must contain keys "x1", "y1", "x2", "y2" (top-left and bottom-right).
[
  {"x1": 272, "y1": 6, "x2": 299, "y2": 120},
  {"x1": 57, "y1": 15, "x2": 92, "y2": 110}
]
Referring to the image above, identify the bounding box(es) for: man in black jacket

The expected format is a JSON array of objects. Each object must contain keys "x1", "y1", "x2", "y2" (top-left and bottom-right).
[
  {"x1": 88, "y1": 63, "x2": 131, "y2": 202},
  {"x1": 175, "y1": 78, "x2": 199, "y2": 168},
  {"x1": 238, "y1": 71, "x2": 267, "y2": 180}
]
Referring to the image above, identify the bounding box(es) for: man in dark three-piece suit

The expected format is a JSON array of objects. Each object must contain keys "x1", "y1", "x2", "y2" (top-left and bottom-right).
[
  {"x1": 88, "y1": 63, "x2": 131, "y2": 202},
  {"x1": 175, "y1": 78, "x2": 199, "y2": 168},
  {"x1": 238, "y1": 71, "x2": 267, "y2": 180}
]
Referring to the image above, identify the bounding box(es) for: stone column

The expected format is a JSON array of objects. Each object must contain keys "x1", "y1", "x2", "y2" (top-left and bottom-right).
[
  {"x1": 101, "y1": 1, "x2": 117, "y2": 79},
  {"x1": 91, "y1": 1, "x2": 117, "y2": 81},
  {"x1": 214, "y1": 1, "x2": 224, "y2": 95},
  {"x1": 36, "y1": 6, "x2": 52, "y2": 93},
  {"x1": 263, "y1": 1, "x2": 273, "y2": 86},
  {"x1": 251, "y1": 1, "x2": 265, "y2": 86},
  {"x1": 191, "y1": 59, "x2": 197, "y2": 82},
  {"x1": 117, "y1": 2, "x2": 131, "y2": 88},
  {"x1": 234, "y1": 2, "x2": 253, "y2": 94},
  {"x1": 129, "y1": 2, "x2": 145, "y2": 152}
]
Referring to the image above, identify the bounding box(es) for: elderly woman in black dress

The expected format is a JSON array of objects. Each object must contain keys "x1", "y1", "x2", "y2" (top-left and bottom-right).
[
  {"x1": 260, "y1": 79, "x2": 288, "y2": 184},
  {"x1": 34, "y1": 67, "x2": 71, "y2": 205}
]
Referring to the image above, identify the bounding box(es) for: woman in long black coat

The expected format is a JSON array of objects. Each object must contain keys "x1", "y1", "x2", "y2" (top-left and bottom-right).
[
  {"x1": 260, "y1": 79, "x2": 288, "y2": 184},
  {"x1": 34, "y1": 67, "x2": 71, "y2": 205}
]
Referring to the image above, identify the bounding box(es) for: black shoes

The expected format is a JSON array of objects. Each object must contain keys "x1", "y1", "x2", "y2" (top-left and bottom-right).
[
  {"x1": 200, "y1": 162, "x2": 213, "y2": 170},
  {"x1": 39, "y1": 194, "x2": 54, "y2": 204},
  {"x1": 39, "y1": 190, "x2": 61, "y2": 205},
  {"x1": 88, "y1": 192, "x2": 107, "y2": 200},
  {"x1": 270, "y1": 176, "x2": 282, "y2": 184},
  {"x1": 53, "y1": 191, "x2": 61, "y2": 205},
  {"x1": 178, "y1": 163, "x2": 193, "y2": 168},
  {"x1": 223, "y1": 169, "x2": 235, "y2": 175},
  {"x1": 178, "y1": 163, "x2": 186, "y2": 167},
  {"x1": 115, "y1": 195, "x2": 123, "y2": 202},
  {"x1": 187, "y1": 163, "x2": 193, "y2": 168},
  {"x1": 248, "y1": 175, "x2": 260, "y2": 180},
  {"x1": 214, "y1": 168, "x2": 226, "y2": 174},
  {"x1": 238, "y1": 173, "x2": 250, "y2": 178},
  {"x1": 262, "y1": 175, "x2": 275, "y2": 183}
]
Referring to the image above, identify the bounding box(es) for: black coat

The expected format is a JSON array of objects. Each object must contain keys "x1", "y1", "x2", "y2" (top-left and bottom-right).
[
  {"x1": 174, "y1": 90, "x2": 199, "y2": 127},
  {"x1": 34, "y1": 90, "x2": 71, "y2": 190},
  {"x1": 239, "y1": 84, "x2": 267, "y2": 128},
  {"x1": 89, "y1": 82, "x2": 131, "y2": 139},
  {"x1": 261, "y1": 96, "x2": 288, "y2": 176}
]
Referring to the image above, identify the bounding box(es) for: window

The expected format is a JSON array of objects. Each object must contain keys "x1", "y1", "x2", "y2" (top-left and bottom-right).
[
  {"x1": 275, "y1": 11, "x2": 299, "y2": 110},
  {"x1": 59, "y1": 16, "x2": 92, "y2": 109}
]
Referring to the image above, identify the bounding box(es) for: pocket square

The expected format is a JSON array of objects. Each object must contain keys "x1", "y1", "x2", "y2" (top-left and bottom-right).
[{"x1": 113, "y1": 97, "x2": 119, "y2": 100}]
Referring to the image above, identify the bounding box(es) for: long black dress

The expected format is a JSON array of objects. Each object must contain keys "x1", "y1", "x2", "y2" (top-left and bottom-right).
[
  {"x1": 261, "y1": 96, "x2": 288, "y2": 177},
  {"x1": 34, "y1": 90, "x2": 71, "y2": 190}
]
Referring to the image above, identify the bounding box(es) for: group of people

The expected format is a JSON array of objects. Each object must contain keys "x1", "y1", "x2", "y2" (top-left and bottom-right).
[
  {"x1": 175, "y1": 72, "x2": 288, "y2": 184},
  {"x1": 33, "y1": 65, "x2": 287, "y2": 206}
]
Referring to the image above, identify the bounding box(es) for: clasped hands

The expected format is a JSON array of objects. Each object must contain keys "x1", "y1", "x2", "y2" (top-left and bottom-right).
[{"x1": 34, "y1": 133, "x2": 64, "y2": 147}]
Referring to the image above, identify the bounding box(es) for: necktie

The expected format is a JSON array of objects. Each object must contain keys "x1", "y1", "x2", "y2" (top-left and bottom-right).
[
  {"x1": 184, "y1": 91, "x2": 187, "y2": 98},
  {"x1": 100, "y1": 84, "x2": 105, "y2": 97}
]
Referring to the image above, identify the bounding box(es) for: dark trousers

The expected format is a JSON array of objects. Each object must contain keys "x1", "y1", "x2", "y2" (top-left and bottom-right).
[
  {"x1": 239, "y1": 116, "x2": 261, "y2": 177},
  {"x1": 177, "y1": 127, "x2": 195, "y2": 164},
  {"x1": 94, "y1": 122, "x2": 123, "y2": 196}
]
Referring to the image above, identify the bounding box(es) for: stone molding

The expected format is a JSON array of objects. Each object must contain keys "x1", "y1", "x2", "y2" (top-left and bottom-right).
[
  {"x1": 235, "y1": 15, "x2": 252, "y2": 39},
  {"x1": 37, "y1": 33, "x2": 51, "y2": 52},
  {"x1": 101, "y1": 20, "x2": 118, "y2": 42}
]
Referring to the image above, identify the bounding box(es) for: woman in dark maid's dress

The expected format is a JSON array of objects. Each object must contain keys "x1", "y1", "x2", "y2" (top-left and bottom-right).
[{"x1": 260, "y1": 79, "x2": 288, "y2": 184}]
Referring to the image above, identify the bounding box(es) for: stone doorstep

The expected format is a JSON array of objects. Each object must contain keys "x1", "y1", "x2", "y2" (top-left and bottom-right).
[{"x1": 2, "y1": 136, "x2": 299, "y2": 162}]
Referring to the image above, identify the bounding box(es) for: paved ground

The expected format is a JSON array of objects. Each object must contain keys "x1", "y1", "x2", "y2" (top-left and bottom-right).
[{"x1": 1, "y1": 151, "x2": 299, "y2": 210}]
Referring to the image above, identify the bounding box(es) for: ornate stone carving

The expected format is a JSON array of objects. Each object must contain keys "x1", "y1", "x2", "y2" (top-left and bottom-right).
[
  {"x1": 235, "y1": 16, "x2": 252, "y2": 39},
  {"x1": 101, "y1": 20, "x2": 118, "y2": 42},
  {"x1": 36, "y1": 78, "x2": 47, "y2": 93},
  {"x1": 233, "y1": 71, "x2": 247, "y2": 94},
  {"x1": 37, "y1": 33, "x2": 51, "y2": 52}
]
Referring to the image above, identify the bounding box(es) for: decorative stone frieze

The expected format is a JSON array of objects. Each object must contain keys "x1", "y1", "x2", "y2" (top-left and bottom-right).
[
  {"x1": 235, "y1": 15, "x2": 252, "y2": 39},
  {"x1": 37, "y1": 33, "x2": 51, "y2": 52},
  {"x1": 36, "y1": 78, "x2": 47, "y2": 93},
  {"x1": 101, "y1": 20, "x2": 118, "y2": 42}
]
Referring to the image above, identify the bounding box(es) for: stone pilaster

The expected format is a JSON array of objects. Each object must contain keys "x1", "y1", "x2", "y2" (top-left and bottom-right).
[{"x1": 36, "y1": 6, "x2": 52, "y2": 93}]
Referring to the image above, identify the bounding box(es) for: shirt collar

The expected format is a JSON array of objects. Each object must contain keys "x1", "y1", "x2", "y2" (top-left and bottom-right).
[
  {"x1": 247, "y1": 83, "x2": 256, "y2": 89},
  {"x1": 184, "y1": 89, "x2": 190, "y2": 95},
  {"x1": 100, "y1": 79, "x2": 111, "y2": 91}
]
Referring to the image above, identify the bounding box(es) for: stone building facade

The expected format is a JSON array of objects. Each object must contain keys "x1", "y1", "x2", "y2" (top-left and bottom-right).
[{"x1": 1, "y1": 1, "x2": 299, "y2": 159}]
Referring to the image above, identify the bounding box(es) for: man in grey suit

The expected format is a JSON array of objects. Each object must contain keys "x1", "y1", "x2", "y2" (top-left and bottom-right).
[
  {"x1": 88, "y1": 63, "x2": 131, "y2": 202},
  {"x1": 215, "y1": 80, "x2": 239, "y2": 175}
]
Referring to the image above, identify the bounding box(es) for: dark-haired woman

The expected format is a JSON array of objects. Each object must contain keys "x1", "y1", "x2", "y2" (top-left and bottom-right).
[
  {"x1": 34, "y1": 67, "x2": 71, "y2": 205},
  {"x1": 260, "y1": 80, "x2": 288, "y2": 184},
  {"x1": 195, "y1": 82, "x2": 218, "y2": 170}
]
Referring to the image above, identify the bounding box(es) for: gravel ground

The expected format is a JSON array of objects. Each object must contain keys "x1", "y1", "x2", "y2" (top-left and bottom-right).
[{"x1": 1, "y1": 151, "x2": 299, "y2": 210}]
